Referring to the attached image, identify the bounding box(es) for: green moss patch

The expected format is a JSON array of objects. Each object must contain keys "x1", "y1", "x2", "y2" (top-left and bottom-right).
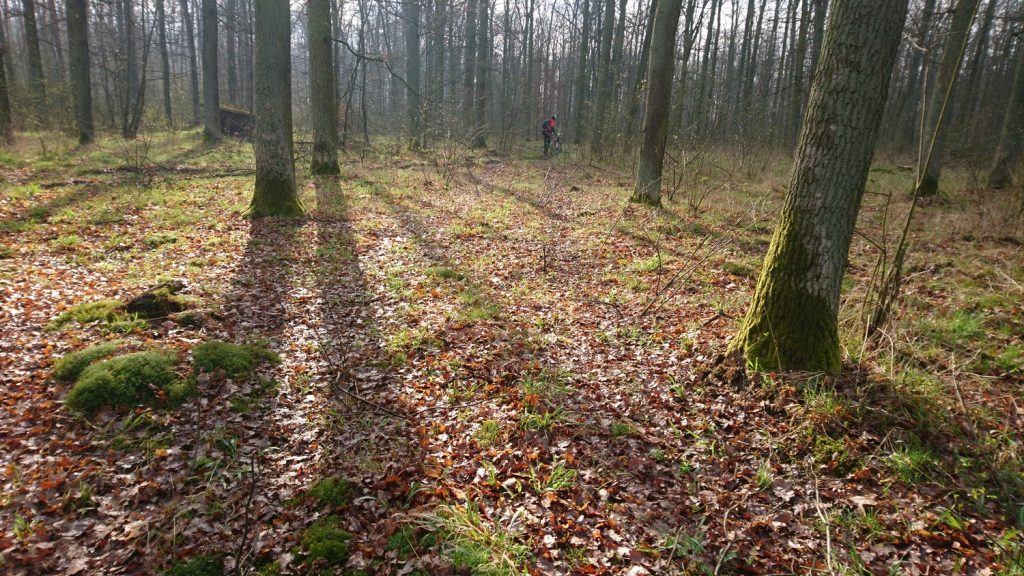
[
  {"x1": 65, "y1": 351, "x2": 179, "y2": 416},
  {"x1": 49, "y1": 299, "x2": 124, "y2": 329},
  {"x1": 52, "y1": 341, "x2": 123, "y2": 381},
  {"x1": 191, "y1": 341, "x2": 280, "y2": 378},
  {"x1": 301, "y1": 516, "x2": 353, "y2": 568},
  {"x1": 309, "y1": 476, "x2": 354, "y2": 509},
  {"x1": 163, "y1": 554, "x2": 224, "y2": 576},
  {"x1": 144, "y1": 232, "x2": 178, "y2": 248}
]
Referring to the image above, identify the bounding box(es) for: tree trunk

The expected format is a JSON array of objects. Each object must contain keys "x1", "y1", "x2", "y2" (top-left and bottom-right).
[
  {"x1": 226, "y1": 0, "x2": 239, "y2": 105},
  {"x1": 988, "y1": 44, "x2": 1024, "y2": 189},
  {"x1": 572, "y1": 0, "x2": 591, "y2": 144},
  {"x1": 156, "y1": 0, "x2": 173, "y2": 126},
  {"x1": 463, "y1": 0, "x2": 478, "y2": 118},
  {"x1": 179, "y1": 0, "x2": 201, "y2": 125},
  {"x1": 67, "y1": 0, "x2": 94, "y2": 143},
  {"x1": 471, "y1": 0, "x2": 488, "y2": 148},
  {"x1": 0, "y1": 41, "x2": 12, "y2": 143},
  {"x1": 916, "y1": 0, "x2": 980, "y2": 197},
  {"x1": 21, "y1": 0, "x2": 47, "y2": 124},
  {"x1": 251, "y1": 0, "x2": 302, "y2": 217},
  {"x1": 590, "y1": 0, "x2": 615, "y2": 154},
  {"x1": 786, "y1": 0, "x2": 808, "y2": 149},
  {"x1": 729, "y1": 0, "x2": 909, "y2": 374},
  {"x1": 202, "y1": 0, "x2": 221, "y2": 141},
  {"x1": 624, "y1": 0, "x2": 656, "y2": 139},
  {"x1": 121, "y1": 0, "x2": 139, "y2": 138},
  {"x1": 631, "y1": 0, "x2": 684, "y2": 207},
  {"x1": 404, "y1": 0, "x2": 422, "y2": 147},
  {"x1": 308, "y1": 0, "x2": 339, "y2": 174}
]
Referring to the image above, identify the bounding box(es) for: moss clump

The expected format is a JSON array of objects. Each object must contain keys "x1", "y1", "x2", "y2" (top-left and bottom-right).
[
  {"x1": 163, "y1": 554, "x2": 224, "y2": 576},
  {"x1": 144, "y1": 232, "x2": 178, "y2": 248},
  {"x1": 49, "y1": 299, "x2": 124, "y2": 329},
  {"x1": 309, "y1": 477, "x2": 354, "y2": 508},
  {"x1": 125, "y1": 286, "x2": 196, "y2": 319},
  {"x1": 192, "y1": 341, "x2": 280, "y2": 378},
  {"x1": 52, "y1": 341, "x2": 123, "y2": 381},
  {"x1": 302, "y1": 516, "x2": 353, "y2": 568},
  {"x1": 65, "y1": 351, "x2": 179, "y2": 416}
]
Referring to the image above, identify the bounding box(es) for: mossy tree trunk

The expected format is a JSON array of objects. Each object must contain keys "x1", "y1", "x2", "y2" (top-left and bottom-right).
[
  {"x1": 729, "y1": 0, "x2": 909, "y2": 374},
  {"x1": 308, "y1": 0, "x2": 339, "y2": 175},
  {"x1": 202, "y1": 0, "x2": 222, "y2": 142},
  {"x1": 631, "y1": 0, "x2": 685, "y2": 207},
  {"x1": 67, "y1": 0, "x2": 94, "y2": 144},
  {"x1": 988, "y1": 44, "x2": 1024, "y2": 190},
  {"x1": 916, "y1": 0, "x2": 980, "y2": 197},
  {"x1": 251, "y1": 0, "x2": 302, "y2": 218}
]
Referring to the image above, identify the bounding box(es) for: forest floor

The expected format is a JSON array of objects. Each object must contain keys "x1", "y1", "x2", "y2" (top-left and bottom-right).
[{"x1": 1, "y1": 131, "x2": 1022, "y2": 575}]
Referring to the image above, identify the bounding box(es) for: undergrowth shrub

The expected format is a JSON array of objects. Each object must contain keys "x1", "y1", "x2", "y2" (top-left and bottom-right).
[
  {"x1": 191, "y1": 341, "x2": 280, "y2": 378},
  {"x1": 52, "y1": 341, "x2": 123, "y2": 381},
  {"x1": 65, "y1": 351, "x2": 179, "y2": 416}
]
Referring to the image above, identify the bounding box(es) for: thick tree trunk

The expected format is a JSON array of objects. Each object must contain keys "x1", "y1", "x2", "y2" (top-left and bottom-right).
[
  {"x1": 988, "y1": 45, "x2": 1024, "y2": 189},
  {"x1": 21, "y1": 0, "x2": 47, "y2": 124},
  {"x1": 121, "y1": 0, "x2": 139, "y2": 138},
  {"x1": 308, "y1": 0, "x2": 339, "y2": 175},
  {"x1": 730, "y1": 0, "x2": 909, "y2": 374},
  {"x1": 156, "y1": 0, "x2": 173, "y2": 126},
  {"x1": 631, "y1": 0, "x2": 684, "y2": 207},
  {"x1": 67, "y1": 0, "x2": 94, "y2": 144},
  {"x1": 404, "y1": 0, "x2": 422, "y2": 147},
  {"x1": 202, "y1": 0, "x2": 221, "y2": 141},
  {"x1": 916, "y1": 0, "x2": 980, "y2": 197},
  {"x1": 179, "y1": 0, "x2": 201, "y2": 125},
  {"x1": 251, "y1": 0, "x2": 302, "y2": 217}
]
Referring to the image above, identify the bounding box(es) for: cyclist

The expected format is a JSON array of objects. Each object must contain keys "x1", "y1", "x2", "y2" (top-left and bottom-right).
[{"x1": 541, "y1": 113, "x2": 558, "y2": 157}]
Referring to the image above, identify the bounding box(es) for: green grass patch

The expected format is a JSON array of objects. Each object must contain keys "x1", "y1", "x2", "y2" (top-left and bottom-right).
[
  {"x1": 191, "y1": 341, "x2": 280, "y2": 378},
  {"x1": 144, "y1": 232, "x2": 178, "y2": 248},
  {"x1": 387, "y1": 525, "x2": 438, "y2": 559},
  {"x1": 425, "y1": 266, "x2": 465, "y2": 281},
  {"x1": 52, "y1": 341, "x2": 123, "y2": 381},
  {"x1": 456, "y1": 287, "x2": 500, "y2": 322},
  {"x1": 424, "y1": 501, "x2": 529, "y2": 575},
  {"x1": 885, "y1": 443, "x2": 937, "y2": 484},
  {"x1": 475, "y1": 420, "x2": 500, "y2": 447},
  {"x1": 65, "y1": 351, "x2": 181, "y2": 416},
  {"x1": 722, "y1": 261, "x2": 757, "y2": 278}
]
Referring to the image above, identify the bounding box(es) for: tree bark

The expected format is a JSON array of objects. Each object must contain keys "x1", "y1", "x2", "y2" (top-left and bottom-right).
[
  {"x1": 0, "y1": 40, "x2": 12, "y2": 143},
  {"x1": 730, "y1": 0, "x2": 909, "y2": 374},
  {"x1": 179, "y1": 0, "x2": 201, "y2": 125},
  {"x1": 404, "y1": 0, "x2": 422, "y2": 147},
  {"x1": 156, "y1": 0, "x2": 173, "y2": 126},
  {"x1": 202, "y1": 0, "x2": 221, "y2": 141},
  {"x1": 590, "y1": 0, "x2": 615, "y2": 154},
  {"x1": 21, "y1": 0, "x2": 47, "y2": 124},
  {"x1": 631, "y1": 0, "x2": 684, "y2": 207},
  {"x1": 462, "y1": 0, "x2": 478, "y2": 117},
  {"x1": 572, "y1": 0, "x2": 591, "y2": 144},
  {"x1": 67, "y1": 0, "x2": 94, "y2": 143},
  {"x1": 916, "y1": 0, "x2": 981, "y2": 197},
  {"x1": 471, "y1": 0, "x2": 488, "y2": 147},
  {"x1": 308, "y1": 0, "x2": 339, "y2": 174},
  {"x1": 226, "y1": 0, "x2": 239, "y2": 105},
  {"x1": 251, "y1": 0, "x2": 302, "y2": 217},
  {"x1": 988, "y1": 44, "x2": 1024, "y2": 189}
]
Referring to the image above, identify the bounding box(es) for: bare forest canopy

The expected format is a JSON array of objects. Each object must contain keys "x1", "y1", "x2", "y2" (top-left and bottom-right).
[{"x1": 0, "y1": 0, "x2": 1021, "y2": 159}]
